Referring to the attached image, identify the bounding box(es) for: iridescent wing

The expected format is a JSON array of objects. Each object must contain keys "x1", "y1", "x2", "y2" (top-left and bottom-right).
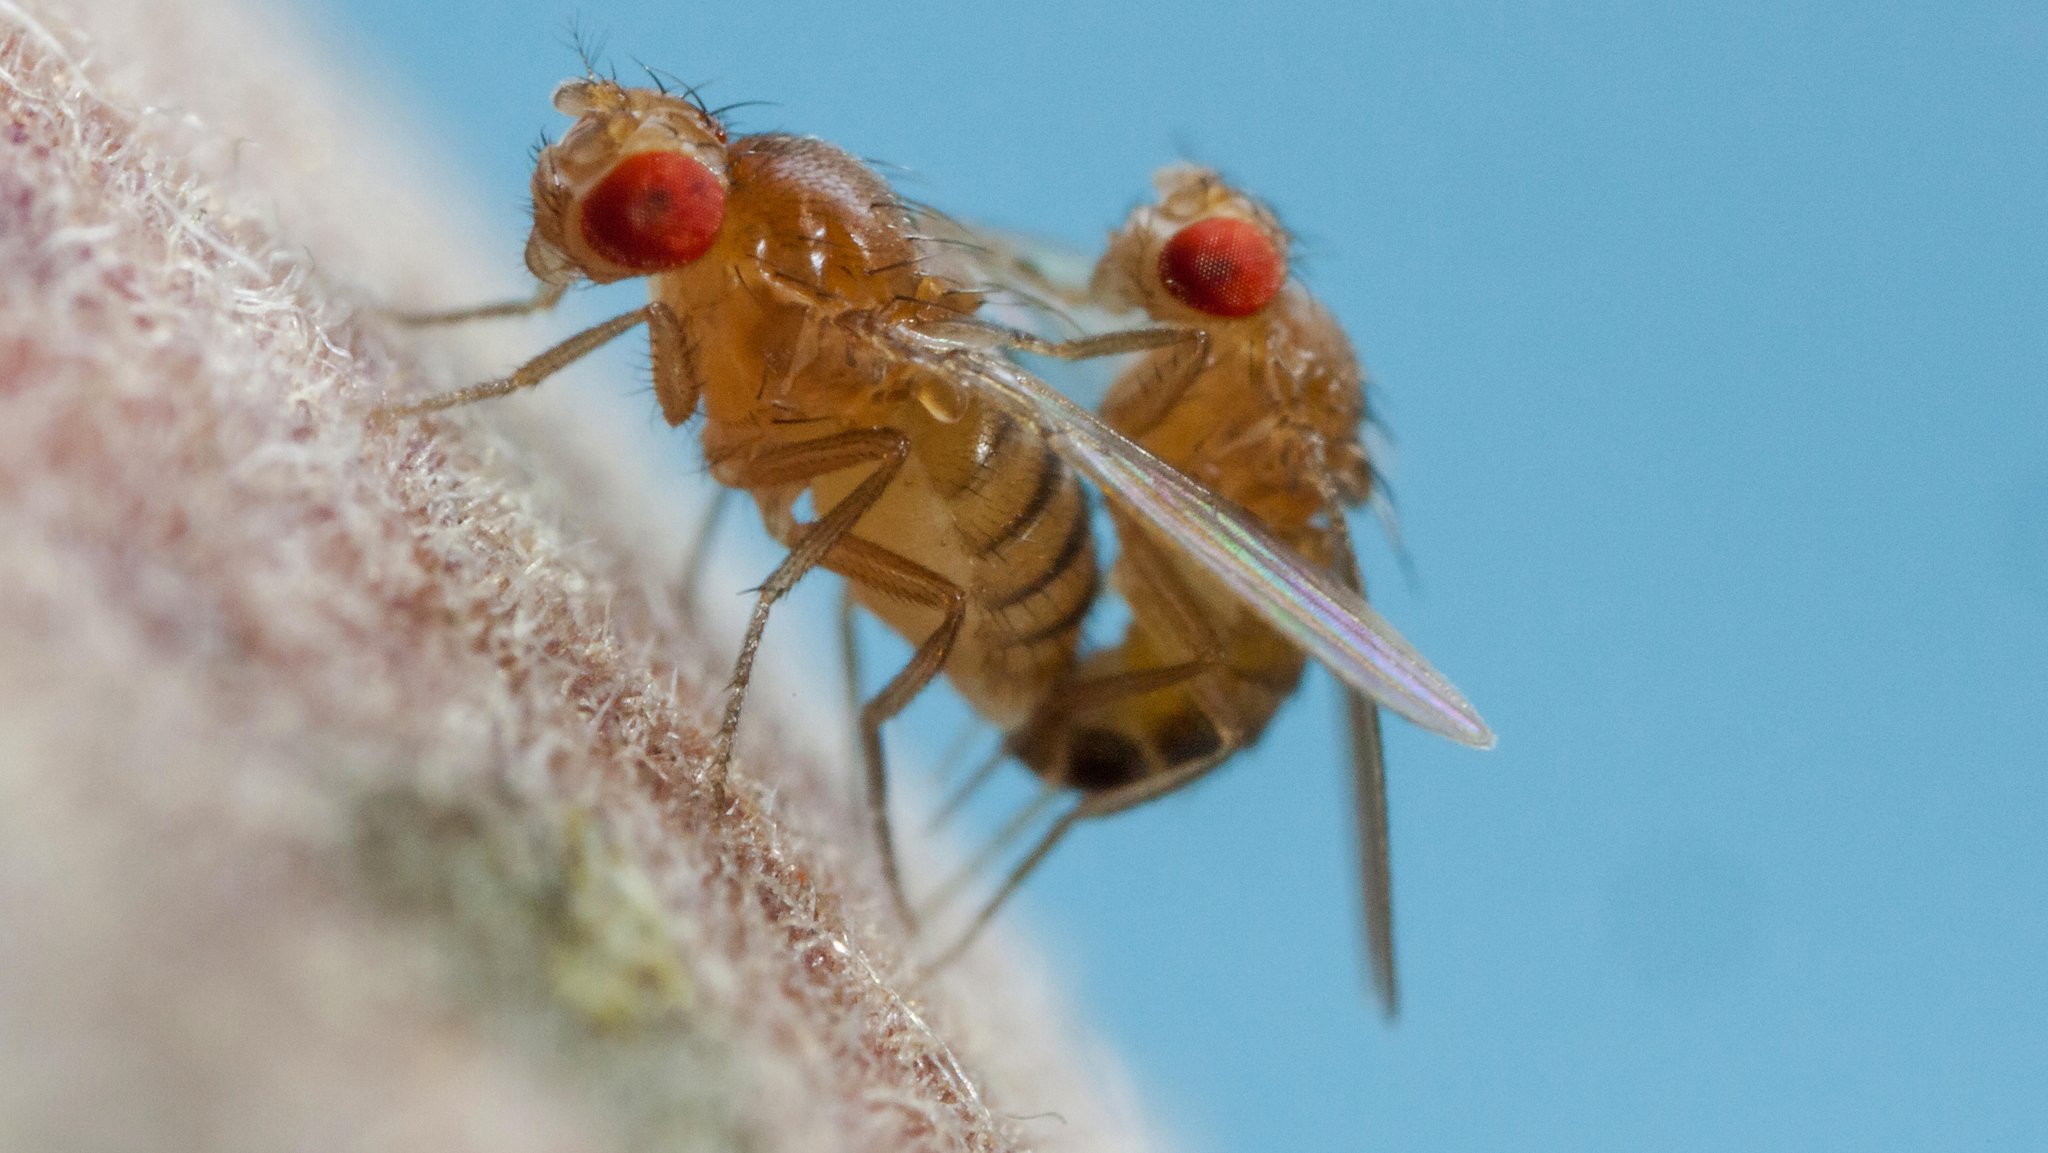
[
  {"x1": 913, "y1": 223, "x2": 1132, "y2": 406},
  {"x1": 911, "y1": 217, "x2": 1100, "y2": 318},
  {"x1": 881, "y1": 320, "x2": 1495, "y2": 750}
]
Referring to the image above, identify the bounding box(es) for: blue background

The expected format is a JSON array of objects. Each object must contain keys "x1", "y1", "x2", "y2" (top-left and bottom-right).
[{"x1": 305, "y1": 1, "x2": 2048, "y2": 1148}]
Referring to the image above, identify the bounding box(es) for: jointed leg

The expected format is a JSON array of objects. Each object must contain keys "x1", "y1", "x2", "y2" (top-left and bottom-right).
[
  {"x1": 1319, "y1": 478, "x2": 1399, "y2": 1017},
  {"x1": 996, "y1": 324, "x2": 1202, "y2": 364},
  {"x1": 929, "y1": 715, "x2": 993, "y2": 788},
  {"x1": 1105, "y1": 513, "x2": 1255, "y2": 739},
  {"x1": 837, "y1": 582, "x2": 864, "y2": 774},
  {"x1": 821, "y1": 533, "x2": 969, "y2": 932},
  {"x1": 702, "y1": 430, "x2": 911, "y2": 803},
  {"x1": 917, "y1": 785, "x2": 1060, "y2": 923},
  {"x1": 926, "y1": 517, "x2": 1257, "y2": 969},
  {"x1": 372, "y1": 302, "x2": 683, "y2": 421},
  {"x1": 912, "y1": 316, "x2": 1203, "y2": 364},
  {"x1": 922, "y1": 744, "x2": 1236, "y2": 974},
  {"x1": 676, "y1": 487, "x2": 735, "y2": 622},
  {"x1": 928, "y1": 743, "x2": 1006, "y2": 832},
  {"x1": 1344, "y1": 667, "x2": 1394, "y2": 1015},
  {"x1": 944, "y1": 318, "x2": 1211, "y2": 441},
  {"x1": 386, "y1": 280, "x2": 568, "y2": 326}
]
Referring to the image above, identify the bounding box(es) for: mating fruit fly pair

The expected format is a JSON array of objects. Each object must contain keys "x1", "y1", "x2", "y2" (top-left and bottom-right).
[{"x1": 378, "y1": 74, "x2": 1493, "y2": 1017}]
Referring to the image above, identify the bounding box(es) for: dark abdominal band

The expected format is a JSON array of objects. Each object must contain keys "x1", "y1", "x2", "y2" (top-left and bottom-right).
[{"x1": 992, "y1": 494, "x2": 1090, "y2": 611}]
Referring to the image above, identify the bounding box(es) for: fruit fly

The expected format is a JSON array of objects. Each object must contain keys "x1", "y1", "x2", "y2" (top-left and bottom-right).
[
  {"x1": 377, "y1": 75, "x2": 1159, "y2": 926},
  {"x1": 375, "y1": 77, "x2": 1490, "y2": 945},
  {"x1": 939, "y1": 165, "x2": 1482, "y2": 1017}
]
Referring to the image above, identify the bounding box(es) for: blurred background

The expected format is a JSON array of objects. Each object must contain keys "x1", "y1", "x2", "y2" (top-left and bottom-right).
[{"x1": 299, "y1": 1, "x2": 2047, "y2": 1148}]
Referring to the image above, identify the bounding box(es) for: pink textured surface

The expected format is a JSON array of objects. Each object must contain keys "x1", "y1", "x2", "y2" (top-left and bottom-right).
[{"x1": 0, "y1": 2, "x2": 1160, "y2": 1150}]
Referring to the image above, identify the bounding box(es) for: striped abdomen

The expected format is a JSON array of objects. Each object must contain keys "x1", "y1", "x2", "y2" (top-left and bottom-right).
[{"x1": 818, "y1": 397, "x2": 1098, "y2": 732}]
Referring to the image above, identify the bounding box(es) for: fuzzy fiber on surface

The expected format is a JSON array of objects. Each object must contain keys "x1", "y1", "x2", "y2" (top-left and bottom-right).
[{"x1": 0, "y1": 1, "x2": 1158, "y2": 1150}]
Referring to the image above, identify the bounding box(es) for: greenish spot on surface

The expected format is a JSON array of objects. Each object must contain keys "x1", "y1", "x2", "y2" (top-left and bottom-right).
[
  {"x1": 547, "y1": 807, "x2": 695, "y2": 1029},
  {"x1": 354, "y1": 784, "x2": 743, "y2": 1153}
]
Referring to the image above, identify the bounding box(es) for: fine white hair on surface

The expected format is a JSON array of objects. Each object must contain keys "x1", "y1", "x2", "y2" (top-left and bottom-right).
[{"x1": 0, "y1": 1, "x2": 1169, "y2": 1151}]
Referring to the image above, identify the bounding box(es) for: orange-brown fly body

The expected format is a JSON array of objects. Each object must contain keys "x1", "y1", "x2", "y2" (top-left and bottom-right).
[{"x1": 380, "y1": 79, "x2": 1169, "y2": 927}]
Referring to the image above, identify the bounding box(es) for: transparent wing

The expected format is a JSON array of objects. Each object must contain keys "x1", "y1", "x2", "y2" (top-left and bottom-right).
[
  {"x1": 884, "y1": 320, "x2": 1496, "y2": 750},
  {"x1": 917, "y1": 222, "x2": 1134, "y2": 407},
  {"x1": 918, "y1": 222, "x2": 1098, "y2": 312},
  {"x1": 910, "y1": 215, "x2": 1089, "y2": 328}
]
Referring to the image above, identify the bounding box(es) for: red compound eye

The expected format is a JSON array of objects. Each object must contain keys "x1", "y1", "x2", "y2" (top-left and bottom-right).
[
  {"x1": 1156, "y1": 216, "x2": 1283, "y2": 318},
  {"x1": 579, "y1": 151, "x2": 725, "y2": 272}
]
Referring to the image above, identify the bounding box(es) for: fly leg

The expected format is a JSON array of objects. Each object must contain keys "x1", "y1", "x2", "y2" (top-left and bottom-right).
[
  {"x1": 837, "y1": 583, "x2": 864, "y2": 783},
  {"x1": 1316, "y1": 475, "x2": 1400, "y2": 1017},
  {"x1": 919, "y1": 746, "x2": 1235, "y2": 976},
  {"x1": 993, "y1": 324, "x2": 1203, "y2": 364},
  {"x1": 941, "y1": 317, "x2": 1215, "y2": 441},
  {"x1": 926, "y1": 520, "x2": 1255, "y2": 971},
  {"x1": 926, "y1": 742, "x2": 1009, "y2": 832},
  {"x1": 1101, "y1": 509, "x2": 1263, "y2": 745},
  {"x1": 927, "y1": 317, "x2": 1214, "y2": 438},
  {"x1": 701, "y1": 430, "x2": 911, "y2": 806},
  {"x1": 385, "y1": 281, "x2": 568, "y2": 326},
  {"x1": 818, "y1": 535, "x2": 969, "y2": 932},
  {"x1": 911, "y1": 658, "x2": 1210, "y2": 927},
  {"x1": 919, "y1": 315, "x2": 1207, "y2": 380},
  {"x1": 371, "y1": 302, "x2": 685, "y2": 420},
  {"x1": 676, "y1": 487, "x2": 735, "y2": 622},
  {"x1": 917, "y1": 785, "x2": 1060, "y2": 921}
]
